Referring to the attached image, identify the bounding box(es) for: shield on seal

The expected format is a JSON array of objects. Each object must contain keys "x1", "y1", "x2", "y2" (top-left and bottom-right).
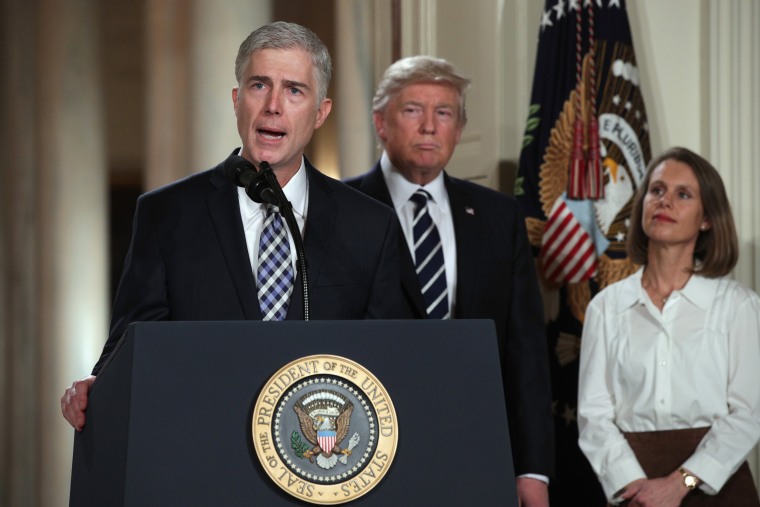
[{"x1": 317, "y1": 429, "x2": 336, "y2": 453}]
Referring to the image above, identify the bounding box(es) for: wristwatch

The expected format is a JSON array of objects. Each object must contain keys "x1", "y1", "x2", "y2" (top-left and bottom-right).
[{"x1": 679, "y1": 468, "x2": 700, "y2": 489}]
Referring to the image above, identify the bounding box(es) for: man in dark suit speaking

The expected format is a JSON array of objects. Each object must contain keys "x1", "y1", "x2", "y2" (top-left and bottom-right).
[
  {"x1": 345, "y1": 56, "x2": 554, "y2": 506},
  {"x1": 61, "y1": 21, "x2": 408, "y2": 430}
]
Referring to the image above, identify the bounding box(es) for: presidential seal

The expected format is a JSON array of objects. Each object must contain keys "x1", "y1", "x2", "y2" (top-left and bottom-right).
[{"x1": 252, "y1": 355, "x2": 398, "y2": 504}]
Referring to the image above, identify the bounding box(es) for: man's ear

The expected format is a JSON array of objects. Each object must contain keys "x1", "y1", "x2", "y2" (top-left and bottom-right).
[
  {"x1": 232, "y1": 87, "x2": 239, "y2": 115},
  {"x1": 314, "y1": 98, "x2": 332, "y2": 129},
  {"x1": 454, "y1": 122, "x2": 463, "y2": 145},
  {"x1": 373, "y1": 112, "x2": 387, "y2": 141}
]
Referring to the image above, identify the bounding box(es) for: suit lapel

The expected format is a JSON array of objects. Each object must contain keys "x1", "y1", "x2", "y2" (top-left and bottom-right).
[
  {"x1": 356, "y1": 163, "x2": 395, "y2": 206},
  {"x1": 285, "y1": 160, "x2": 338, "y2": 320},
  {"x1": 357, "y1": 164, "x2": 426, "y2": 318},
  {"x1": 445, "y1": 175, "x2": 483, "y2": 318},
  {"x1": 207, "y1": 156, "x2": 262, "y2": 320}
]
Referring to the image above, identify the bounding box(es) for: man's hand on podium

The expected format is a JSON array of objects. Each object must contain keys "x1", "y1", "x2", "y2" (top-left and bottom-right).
[
  {"x1": 517, "y1": 476, "x2": 550, "y2": 507},
  {"x1": 61, "y1": 375, "x2": 96, "y2": 431}
]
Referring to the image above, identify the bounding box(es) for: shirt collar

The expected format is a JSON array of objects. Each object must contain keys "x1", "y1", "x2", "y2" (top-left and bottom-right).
[
  {"x1": 679, "y1": 272, "x2": 716, "y2": 310},
  {"x1": 379, "y1": 150, "x2": 447, "y2": 210},
  {"x1": 616, "y1": 266, "x2": 716, "y2": 313},
  {"x1": 615, "y1": 267, "x2": 645, "y2": 314},
  {"x1": 281, "y1": 157, "x2": 308, "y2": 219}
]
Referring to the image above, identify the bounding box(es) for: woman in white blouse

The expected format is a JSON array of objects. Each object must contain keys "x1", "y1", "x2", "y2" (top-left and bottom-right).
[{"x1": 578, "y1": 147, "x2": 760, "y2": 506}]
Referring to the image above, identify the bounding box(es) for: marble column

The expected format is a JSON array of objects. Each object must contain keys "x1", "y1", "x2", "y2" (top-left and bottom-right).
[
  {"x1": 1, "y1": 0, "x2": 109, "y2": 505},
  {"x1": 144, "y1": 0, "x2": 193, "y2": 190},
  {"x1": 1, "y1": 1, "x2": 41, "y2": 504},
  {"x1": 37, "y1": 0, "x2": 109, "y2": 504},
  {"x1": 334, "y1": 0, "x2": 378, "y2": 178},
  {"x1": 708, "y1": 0, "x2": 760, "y2": 485},
  {"x1": 144, "y1": 0, "x2": 270, "y2": 190}
]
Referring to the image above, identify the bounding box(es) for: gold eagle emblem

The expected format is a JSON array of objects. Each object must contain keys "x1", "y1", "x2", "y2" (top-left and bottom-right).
[{"x1": 293, "y1": 389, "x2": 359, "y2": 470}]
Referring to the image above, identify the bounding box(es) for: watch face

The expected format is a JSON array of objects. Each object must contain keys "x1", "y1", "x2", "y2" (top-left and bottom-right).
[{"x1": 684, "y1": 474, "x2": 698, "y2": 488}]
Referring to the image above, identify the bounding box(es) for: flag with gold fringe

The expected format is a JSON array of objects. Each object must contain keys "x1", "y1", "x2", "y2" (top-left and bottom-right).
[{"x1": 515, "y1": 0, "x2": 651, "y2": 503}]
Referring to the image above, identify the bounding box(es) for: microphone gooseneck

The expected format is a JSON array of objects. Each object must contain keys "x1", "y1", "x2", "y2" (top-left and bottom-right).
[{"x1": 231, "y1": 156, "x2": 309, "y2": 320}]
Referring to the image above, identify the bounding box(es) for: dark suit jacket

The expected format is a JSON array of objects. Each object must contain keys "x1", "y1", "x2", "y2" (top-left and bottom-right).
[
  {"x1": 345, "y1": 162, "x2": 555, "y2": 478},
  {"x1": 93, "y1": 154, "x2": 409, "y2": 374}
]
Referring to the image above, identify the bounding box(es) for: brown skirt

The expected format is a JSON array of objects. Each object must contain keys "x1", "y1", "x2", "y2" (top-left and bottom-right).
[{"x1": 612, "y1": 427, "x2": 760, "y2": 506}]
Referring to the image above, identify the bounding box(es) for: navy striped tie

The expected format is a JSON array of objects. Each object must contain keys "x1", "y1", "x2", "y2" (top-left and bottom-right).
[
  {"x1": 257, "y1": 204, "x2": 294, "y2": 321},
  {"x1": 410, "y1": 189, "x2": 449, "y2": 319}
]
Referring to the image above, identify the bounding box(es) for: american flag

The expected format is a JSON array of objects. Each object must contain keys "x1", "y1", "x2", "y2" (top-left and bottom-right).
[{"x1": 514, "y1": 0, "x2": 651, "y2": 503}]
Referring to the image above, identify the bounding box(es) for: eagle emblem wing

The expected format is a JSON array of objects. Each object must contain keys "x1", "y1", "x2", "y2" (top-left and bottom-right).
[
  {"x1": 335, "y1": 403, "x2": 354, "y2": 445},
  {"x1": 293, "y1": 404, "x2": 318, "y2": 445}
]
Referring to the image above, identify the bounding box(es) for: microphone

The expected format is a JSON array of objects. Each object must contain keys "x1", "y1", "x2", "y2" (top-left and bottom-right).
[
  {"x1": 228, "y1": 155, "x2": 310, "y2": 320},
  {"x1": 231, "y1": 156, "x2": 278, "y2": 205}
]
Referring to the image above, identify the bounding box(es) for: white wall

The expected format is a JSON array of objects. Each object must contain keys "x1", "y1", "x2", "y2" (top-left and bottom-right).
[{"x1": 628, "y1": 0, "x2": 707, "y2": 154}]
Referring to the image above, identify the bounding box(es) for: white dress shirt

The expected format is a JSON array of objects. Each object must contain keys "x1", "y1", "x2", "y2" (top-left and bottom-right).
[
  {"x1": 379, "y1": 151, "x2": 458, "y2": 315},
  {"x1": 578, "y1": 268, "x2": 760, "y2": 499},
  {"x1": 237, "y1": 156, "x2": 308, "y2": 276}
]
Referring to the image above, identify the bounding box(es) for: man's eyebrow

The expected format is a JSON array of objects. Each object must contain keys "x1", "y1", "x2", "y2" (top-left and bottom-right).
[
  {"x1": 283, "y1": 79, "x2": 310, "y2": 91},
  {"x1": 246, "y1": 75, "x2": 310, "y2": 91},
  {"x1": 247, "y1": 75, "x2": 272, "y2": 85},
  {"x1": 400, "y1": 99, "x2": 454, "y2": 109}
]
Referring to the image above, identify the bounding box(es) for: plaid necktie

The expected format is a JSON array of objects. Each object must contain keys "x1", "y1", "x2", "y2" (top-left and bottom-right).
[
  {"x1": 257, "y1": 204, "x2": 294, "y2": 321},
  {"x1": 410, "y1": 189, "x2": 449, "y2": 319}
]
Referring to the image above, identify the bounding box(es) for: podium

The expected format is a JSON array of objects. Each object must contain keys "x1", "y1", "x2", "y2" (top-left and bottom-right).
[{"x1": 70, "y1": 320, "x2": 517, "y2": 506}]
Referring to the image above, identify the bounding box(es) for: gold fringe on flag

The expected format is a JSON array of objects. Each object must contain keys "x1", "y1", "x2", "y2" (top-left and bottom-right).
[
  {"x1": 567, "y1": 2, "x2": 604, "y2": 201},
  {"x1": 585, "y1": 0, "x2": 604, "y2": 199}
]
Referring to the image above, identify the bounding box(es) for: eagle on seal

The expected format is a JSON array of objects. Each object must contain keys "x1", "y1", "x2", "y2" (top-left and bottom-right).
[{"x1": 293, "y1": 389, "x2": 356, "y2": 469}]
